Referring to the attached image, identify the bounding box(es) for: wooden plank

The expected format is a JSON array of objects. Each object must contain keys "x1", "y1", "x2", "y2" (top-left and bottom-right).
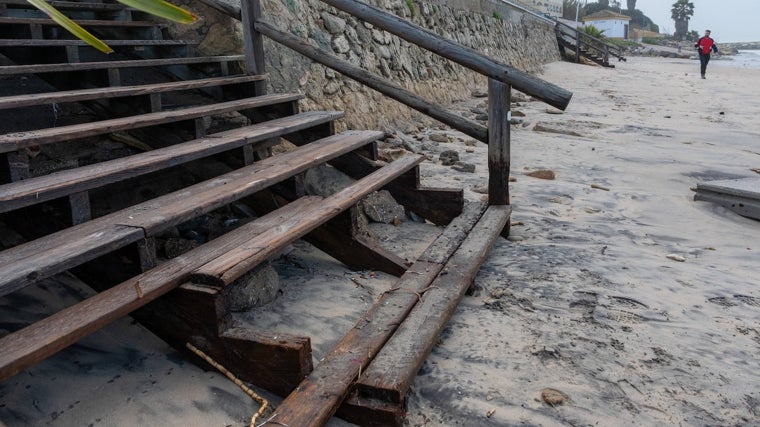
[
  {"x1": 254, "y1": 21, "x2": 488, "y2": 143},
  {"x1": 1, "y1": 0, "x2": 128, "y2": 11},
  {"x1": 0, "y1": 55, "x2": 244, "y2": 75},
  {"x1": 268, "y1": 202, "x2": 487, "y2": 427},
  {"x1": 0, "y1": 75, "x2": 265, "y2": 110},
  {"x1": 0, "y1": 224, "x2": 144, "y2": 298},
  {"x1": 694, "y1": 178, "x2": 760, "y2": 220},
  {"x1": 239, "y1": 0, "x2": 266, "y2": 95},
  {"x1": 317, "y1": 0, "x2": 572, "y2": 110},
  {"x1": 338, "y1": 393, "x2": 404, "y2": 427},
  {"x1": 356, "y1": 205, "x2": 511, "y2": 404},
  {"x1": 0, "y1": 17, "x2": 162, "y2": 27},
  {"x1": 0, "y1": 196, "x2": 323, "y2": 382},
  {"x1": 0, "y1": 131, "x2": 378, "y2": 294},
  {"x1": 0, "y1": 93, "x2": 303, "y2": 152},
  {"x1": 487, "y1": 79, "x2": 510, "y2": 206},
  {"x1": 0, "y1": 111, "x2": 340, "y2": 213},
  {"x1": 189, "y1": 152, "x2": 423, "y2": 287},
  {"x1": 0, "y1": 39, "x2": 197, "y2": 47}
]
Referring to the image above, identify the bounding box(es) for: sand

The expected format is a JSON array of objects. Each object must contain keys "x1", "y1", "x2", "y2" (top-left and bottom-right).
[{"x1": 2, "y1": 56, "x2": 760, "y2": 426}]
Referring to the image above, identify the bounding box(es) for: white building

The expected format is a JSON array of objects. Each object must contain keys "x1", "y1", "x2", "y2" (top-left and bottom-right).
[{"x1": 582, "y1": 10, "x2": 631, "y2": 39}]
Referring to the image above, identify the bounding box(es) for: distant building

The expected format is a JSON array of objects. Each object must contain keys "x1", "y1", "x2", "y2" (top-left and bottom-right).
[
  {"x1": 582, "y1": 10, "x2": 631, "y2": 39},
  {"x1": 515, "y1": 0, "x2": 563, "y2": 18}
]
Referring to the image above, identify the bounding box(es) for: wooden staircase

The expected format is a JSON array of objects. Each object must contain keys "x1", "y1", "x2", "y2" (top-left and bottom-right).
[
  {"x1": 555, "y1": 20, "x2": 627, "y2": 68},
  {"x1": 0, "y1": 0, "x2": 573, "y2": 425}
]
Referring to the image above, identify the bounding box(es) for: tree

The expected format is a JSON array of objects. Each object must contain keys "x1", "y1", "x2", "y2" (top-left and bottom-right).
[
  {"x1": 627, "y1": 0, "x2": 636, "y2": 11},
  {"x1": 671, "y1": 0, "x2": 694, "y2": 41},
  {"x1": 583, "y1": 24, "x2": 606, "y2": 39}
]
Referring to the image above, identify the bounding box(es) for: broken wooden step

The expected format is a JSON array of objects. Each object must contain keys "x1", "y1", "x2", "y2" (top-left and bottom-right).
[{"x1": 269, "y1": 201, "x2": 500, "y2": 426}]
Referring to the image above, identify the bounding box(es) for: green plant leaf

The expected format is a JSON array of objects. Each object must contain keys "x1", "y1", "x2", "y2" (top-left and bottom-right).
[
  {"x1": 116, "y1": 0, "x2": 198, "y2": 24},
  {"x1": 25, "y1": 0, "x2": 114, "y2": 53}
]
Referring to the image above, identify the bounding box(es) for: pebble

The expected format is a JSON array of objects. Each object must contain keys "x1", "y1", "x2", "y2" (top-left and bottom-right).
[{"x1": 540, "y1": 388, "x2": 568, "y2": 406}]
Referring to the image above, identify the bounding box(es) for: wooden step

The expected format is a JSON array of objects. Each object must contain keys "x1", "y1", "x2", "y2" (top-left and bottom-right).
[
  {"x1": 0, "y1": 16, "x2": 162, "y2": 28},
  {"x1": 0, "y1": 55, "x2": 245, "y2": 75},
  {"x1": 0, "y1": 111, "x2": 344, "y2": 213},
  {"x1": 0, "y1": 74, "x2": 264, "y2": 109},
  {"x1": 0, "y1": 130, "x2": 385, "y2": 297},
  {"x1": 0, "y1": 195, "x2": 323, "y2": 382},
  {"x1": 1, "y1": 0, "x2": 129, "y2": 12},
  {"x1": 0, "y1": 93, "x2": 303, "y2": 152},
  {"x1": 0, "y1": 153, "x2": 424, "y2": 382},
  {"x1": 269, "y1": 201, "x2": 491, "y2": 426},
  {"x1": 0, "y1": 39, "x2": 197, "y2": 47}
]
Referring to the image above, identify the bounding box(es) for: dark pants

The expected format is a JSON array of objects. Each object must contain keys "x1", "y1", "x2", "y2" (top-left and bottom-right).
[{"x1": 699, "y1": 52, "x2": 711, "y2": 76}]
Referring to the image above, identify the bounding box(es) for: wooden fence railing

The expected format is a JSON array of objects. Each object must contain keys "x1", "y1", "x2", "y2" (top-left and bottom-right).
[
  {"x1": 199, "y1": 0, "x2": 573, "y2": 206},
  {"x1": 555, "y1": 20, "x2": 627, "y2": 64}
]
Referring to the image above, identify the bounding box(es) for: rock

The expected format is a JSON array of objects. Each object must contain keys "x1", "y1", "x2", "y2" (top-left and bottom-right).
[
  {"x1": 666, "y1": 254, "x2": 686, "y2": 262},
  {"x1": 361, "y1": 190, "x2": 405, "y2": 224},
  {"x1": 227, "y1": 262, "x2": 280, "y2": 311},
  {"x1": 321, "y1": 12, "x2": 346, "y2": 34},
  {"x1": 471, "y1": 89, "x2": 488, "y2": 98},
  {"x1": 303, "y1": 164, "x2": 354, "y2": 196},
  {"x1": 163, "y1": 237, "x2": 199, "y2": 259},
  {"x1": 439, "y1": 150, "x2": 460, "y2": 166},
  {"x1": 464, "y1": 139, "x2": 478, "y2": 146},
  {"x1": 429, "y1": 133, "x2": 450, "y2": 143},
  {"x1": 525, "y1": 170, "x2": 555, "y2": 180},
  {"x1": 532, "y1": 123, "x2": 582, "y2": 137},
  {"x1": 511, "y1": 110, "x2": 526, "y2": 117},
  {"x1": 510, "y1": 118, "x2": 523, "y2": 125},
  {"x1": 451, "y1": 161, "x2": 475, "y2": 173},
  {"x1": 540, "y1": 388, "x2": 568, "y2": 406},
  {"x1": 472, "y1": 184, "x2": 488, "y2": 194},
  {"x1": 378, "y1": 148, "x2": 410, "y2": 162},
  {"x1": 546, "y1": 107, "x2": 564, "y2": 115},
  {"x1": 475, "y1": 113, "x2": 488, "y2": 121}
]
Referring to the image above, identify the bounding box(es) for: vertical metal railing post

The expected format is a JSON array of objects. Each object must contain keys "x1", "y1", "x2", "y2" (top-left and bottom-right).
[{"x1": 487, "y1": 78, "x2": 510, "y2": 206}]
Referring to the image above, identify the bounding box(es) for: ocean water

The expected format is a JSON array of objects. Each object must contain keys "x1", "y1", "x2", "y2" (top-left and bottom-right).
[{"x1": 720, "y1": 49, "x2": 760, "y2": 69}]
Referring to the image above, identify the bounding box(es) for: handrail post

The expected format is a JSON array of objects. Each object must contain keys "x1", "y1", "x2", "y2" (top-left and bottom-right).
[
  {"x1": 487, "y1": 78, "x2": 510, "y2": 206},
  {"x1": 575, "y1": 29, "x2": 581, "y2": 63},
  {"x1": 240, "y1": 0, "x2": 267, "y2": 95}
]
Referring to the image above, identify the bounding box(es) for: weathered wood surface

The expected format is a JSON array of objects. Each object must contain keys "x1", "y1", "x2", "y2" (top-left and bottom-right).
[
  {"x1": 189, "y1": 152, "x2": 423, "y2": 286},
  {"x1": 0, "y1": 93, "x2": 302, "y2": 152},
  {"x1": 0, "y1": 196, "x2": 322, "y2": 382},
  {"x1": 0, "y1": 55, "x2": 244, "y2": 75},
  {"x1": 0, "y1": 131, "x2": 380, "y2": 295},
  {"x1": 487, "y1": 79, "x2": 511, "y2": 206},
  {"x1": 239, "y1": 0, "x2": 266, "y2": 95},
  {"x1": 0, "y1": 74, "x2": 265, "y2": 110},
  {"x1": 1, "y1": 0, "x2": 128, "y2": 11},
  {"x1": 0, "y1": 17, "x2": 161, "y2": 27},
  {"x1": 0, "y1": 39, "x2": 196, "y2": 47},
  {"x1": 356, "y1": 205, "x2": 511, "y2": 404},
  {"x1": 195, "y1": 0, "x2": 241, "y2": 19},
  {"x1": 255, "y1": 20, "x2": 488, "y2": 143},
  {"x1": 0, "y1": 111, "x2": 342, "y2": 213},
  {"x1": 318, "y1": 0, "x2": 572, "y2": 110},
  {"x1": 694, "y1": 178, "x2": 760, "y2": 220},
  {"x1": 269, "y1": 202, "x2": 487, "y2": 427}
]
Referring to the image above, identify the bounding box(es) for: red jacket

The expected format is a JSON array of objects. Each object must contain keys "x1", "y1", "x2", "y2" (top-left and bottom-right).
[{"x1": 695, "y1": 36, "x2": 718, "y2": 55}]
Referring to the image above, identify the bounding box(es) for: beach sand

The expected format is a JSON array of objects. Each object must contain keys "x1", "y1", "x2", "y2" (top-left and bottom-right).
[{"x1": 2, "y1": 56, "x2": 760, "y2": 426}]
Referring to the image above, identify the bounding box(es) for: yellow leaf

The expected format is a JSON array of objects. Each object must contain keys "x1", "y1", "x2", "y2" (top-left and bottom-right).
[
  {"x1": 116, "y1": 0, "x2": 198, "y2": 24},
  {"x1": 25, "y1": 0, "x2": 113, "y2": 53}
]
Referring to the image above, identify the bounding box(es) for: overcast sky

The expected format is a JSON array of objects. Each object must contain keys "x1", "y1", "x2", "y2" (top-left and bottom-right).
[{"x1": 630, "y1": 0, "x2": 759, "y2": 42}]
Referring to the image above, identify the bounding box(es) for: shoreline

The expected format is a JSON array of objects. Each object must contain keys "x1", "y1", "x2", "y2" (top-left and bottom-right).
[{"x1": 2, "y1": 56, "x2": 760, "y2": 426}]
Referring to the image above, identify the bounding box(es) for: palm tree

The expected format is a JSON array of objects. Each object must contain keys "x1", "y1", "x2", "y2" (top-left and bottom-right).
[{"x1": 671, "y1": 0, "x2": 694, "y2": 41}]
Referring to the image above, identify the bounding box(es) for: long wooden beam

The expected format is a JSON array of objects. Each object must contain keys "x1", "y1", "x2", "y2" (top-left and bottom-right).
[
  {"x1": 318, "y1": 0, "x2": 572, "y2": 110},
  {"x1": 269, "y1": 202, "x2": 488, "y2": 426},
  {"x1": 254, "y1": 20, "x2": 488, "y2": 143}
]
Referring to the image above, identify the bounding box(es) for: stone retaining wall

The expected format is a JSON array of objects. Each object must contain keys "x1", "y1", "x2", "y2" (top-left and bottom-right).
[{"x1": 170, "y1": 0, "x2": 560, "y2": 130}]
